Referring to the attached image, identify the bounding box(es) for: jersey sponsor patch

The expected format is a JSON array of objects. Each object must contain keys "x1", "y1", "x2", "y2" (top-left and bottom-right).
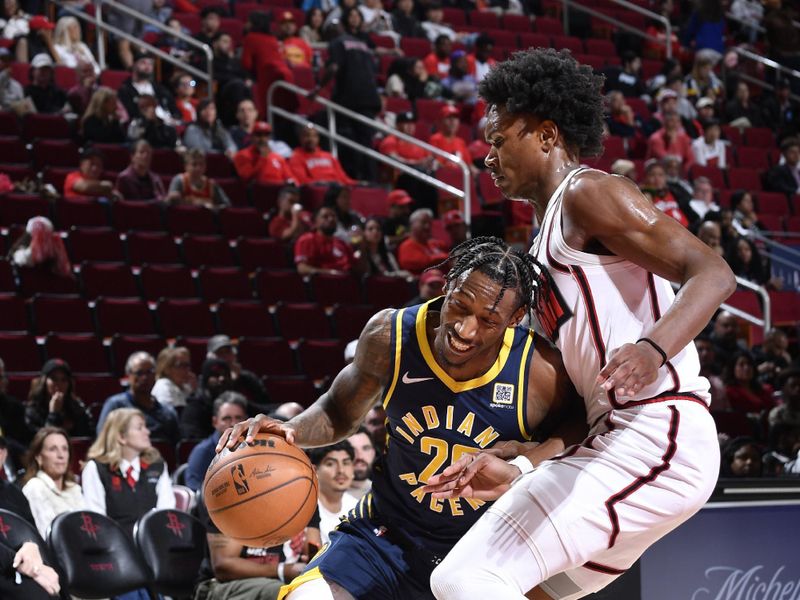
[{"x1": 491, "y1": 382, "x2": 514, "y2": 406}]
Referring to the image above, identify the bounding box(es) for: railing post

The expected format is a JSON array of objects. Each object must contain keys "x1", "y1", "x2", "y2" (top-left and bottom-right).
[
  {"x1": 329, "y1": 106, "x2": 338, "y2": 159},
  {"x1": 95, "y1": 0, "x2": 106, "y2": 70},
  {"x1": 562, "y1": 0, "x2": 569, "y2": 36}
]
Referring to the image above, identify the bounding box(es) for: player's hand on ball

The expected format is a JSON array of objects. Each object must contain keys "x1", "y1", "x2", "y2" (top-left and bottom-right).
[
  {"x1": 216, "y1": 414, "x2": 298, "y2": 452},
  {"x1": 596, "y1": 341, "x2": 662, "y2": 397},
  {"x1": 422, "y1": 453, "x2": 520, "y2": 501}
]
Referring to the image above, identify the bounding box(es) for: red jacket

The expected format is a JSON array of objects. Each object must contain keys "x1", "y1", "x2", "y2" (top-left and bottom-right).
[
  {"x1": 234, "y1": 145, "x2": 299, "y2": 185},
  {"x1": 289, "y1": 148, "x2": 357, "y2": 185}
]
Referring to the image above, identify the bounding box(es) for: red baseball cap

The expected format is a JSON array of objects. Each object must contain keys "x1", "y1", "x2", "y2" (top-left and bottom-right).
[
  {"x1": 252, "y1": 121, "x2": 272, "y2": 134},
  {"x1": 420, "y1": 269, "x2": 446, "y2": 285},
  {"x1": 388, "y1": 189, "x2": 413, "y2": 206},
  {"x1": 440, "y1": 105, "x2": 460, "y2": 119},
  {"x1": 29, "y1": 16, "x2": 55, "y2": 30},
  {"x1": 443, "y1": 209, "x2": 465, "y2": 225}
]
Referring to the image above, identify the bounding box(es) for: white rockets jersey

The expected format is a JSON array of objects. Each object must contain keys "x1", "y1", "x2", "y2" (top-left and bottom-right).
[{"x1": 529, "y1": 168, "x2": 710, "y2": 427}]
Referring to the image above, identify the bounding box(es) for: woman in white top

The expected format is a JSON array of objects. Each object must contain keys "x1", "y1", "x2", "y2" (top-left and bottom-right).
[
  {"x1": 690, "y1": 118, "x2": 727, "y2": 169},
  {"x1": 53, "y1": 16, "x2": 100, "y2": 75},
  {"x1": 151, "y1": 346, "x2": 196, "y2": 409},
  {"x1": 21, "y1": 426, "x2": 86, "y2": 538},
  {"x1": 81, "y1": 408, "x2": 175, "y2": 536}
]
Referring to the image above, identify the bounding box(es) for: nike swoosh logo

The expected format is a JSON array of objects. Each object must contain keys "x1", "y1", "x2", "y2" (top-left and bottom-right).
[{"x1": 402, "y1": 371, "x2": 434, "y2": 384}]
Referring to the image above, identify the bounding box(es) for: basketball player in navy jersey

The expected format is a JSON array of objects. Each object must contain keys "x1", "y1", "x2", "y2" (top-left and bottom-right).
[
  {"x1": 423, "y1": 49, "x2": 735, "y2": 599},
  {"x1": 218, "y1": 237, "x2": 587, "y2": 600}
]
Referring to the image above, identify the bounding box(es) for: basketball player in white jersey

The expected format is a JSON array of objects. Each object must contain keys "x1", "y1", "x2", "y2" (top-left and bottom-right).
[{"x1": 424, "y1": 48, "x2": 736, "y2": 599}]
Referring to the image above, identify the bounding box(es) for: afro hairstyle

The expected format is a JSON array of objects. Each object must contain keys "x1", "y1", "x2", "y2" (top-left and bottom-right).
[{"x1": 478, "y1": 48, "x2": 606, "y2": 158}]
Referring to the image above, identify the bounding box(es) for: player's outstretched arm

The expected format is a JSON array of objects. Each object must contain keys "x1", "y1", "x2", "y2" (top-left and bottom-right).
[
  {"x1": 218, "y1": 309, "x2": 395, "y2": 451},
  {"x1": 568, "y1": 172, "x2": 736, "y2": 397}
]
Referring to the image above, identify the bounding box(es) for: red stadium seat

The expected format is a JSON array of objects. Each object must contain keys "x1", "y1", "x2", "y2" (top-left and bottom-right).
[
  {"x1": 309, "y1": 273, "x2": 362, "y2": 306},
  {"x1": 150, "y1": 149, "x2": 184, "y2": 175},
  {"x1": 0, "y1": 135, "x2": 30, "y2": 164},
  {"x1": 469, "y1": 11, "x2": 499, "y2": 29},
  {"x1": 298, "y1": 338, "x2": 345, "y2": 379},
  {"x1": 55, "y1": 199, "x2": 110, "y2": 229},
  {"x1": 331, "y1": 304, "x2": 376, "y2": 341},
  {"x1": 533, "y1": 17, "x2": 563, "y2": 35},
  {"x1": 173, "y1": 336, "x2": 211, "y2": 373},
  {"x1": 250, "y1": 182, "x2": 284, "y2": 213},
  {"x1": 690, "y1": 165, "x2": 725, "y2": 190},
  {"x1": 31, "y1": 294, "x2": 94, "y2": 334},
  {"x1": 263, "y1": 376, "x2": 318, "y2": 408},
  {"x1": 350, "y1": 187, "x2": 389, "y2": 218},
  {"x1": 218, "y1": 207, "x2": 267, "y2": 239},
  {"x1": 0, "y1": 293, "x2": 28, "y2": 332},
  {"x1": 255, "y1": 269, "x2": 308, "y2": 304},
  {"x1": 552, "y1": 35, "x2": 582, "y2": 54},
  {"x1": 0, "y1": 194, "x2": 51, "y2": 226},
  {"x1": 518, "y1": 32, "x2": 550, "y2": 48},
  {"x1": 0, "y1": 112, "x2": 21, "y2": 136},
  {"x1": 75, "y1": 374, "x2": 123, "y2": 406},
  {"x1": 216, "y1": 178, "x2": 248, "y2": 207},
  {"x1": 721, "y1": 125, "x2": 742, "y2": 146},
  {"x1": 503, "y1": 13, "x2": 533, "y2": 32},
  {"x1": 400, "y1": 37, "x2": 432, "y2": 58},
  {"x1": 99, "y1": 70, "x2": 129, "y2": 89},
  {"x1": 735, "y1": 147, "x2": 770, "y2": 169},
  {"x1": 216, "y1": 299, "x2": 276, "y2": 337},
  {"x1": 32, "y1": 139, "x2": 80, "y2": 169},
  {"x1": 198, "y1": 266, "x2": 253, "y2": 302},
  {"x1": 275, "y1": 302, "x2": 333, "y2": 340},
  {"x1": 725, "y1": 290, "x2": 762, "y2": 318},
  {"x1": 126, "y1": 231, "x2": 181, "y2": 265},
  {"x1": 769, "y1": 290, "x2": 800, "y2": 324},
  {"x1": 68, "y1": 227, "x2": 125, "y2": 263},
  {"x1": 81, "y1": 262, "x2": 140, "y2": 299},
  {"x1": 744, "y1": 127, "x2": 775, "y2": 148},
  {"x1": 182, "y1": 234, "x2": 236, "y2": 268},
  {"x1": 712, "y1": 411, "x2": 755, "y2": 437},
  {"x1": 364, "y1": 275, "x2": 415, "y2": 308},
  {"x1": 238, "y1": 337, "x2": 298, "y2": 375},
  {"x1": 23, "y1": 114, "x2": 71, "y2": 140},
  {"x1": 0, "y1": 260, "x2": 14, "y2": 293},
  {"x1": 140, "y1": 264, "x2": 198, "y2": 300},
  {"x1": 166, "y1": 205, "x2": 218, "y2": 236},
  {"x1": 0, "y1": 332, "x2": 42, "y2": 371},
  {"x1": 113, "y1": 200, "x2": 164, "y2": 231},
  {"x1": 95, "y1": 297, "x2": 157, "y2": 336},
  {"x1": 18, "y1": 268, "x2": 78, "y2": 297},
  {"x1": 756, "y1": 192, "x2": 789, "y2": 216},
  {"x1": 584, "y1": 38, "x2": 616, "y2": 56},
  {"x1": 91, "y1": 144, "x2": 130, "y2": 172},
  {"x1": 727, "y1": 168, "x2": 763, "y2": 191},
  {"x1": 156, "y1": 298, "x2": 216, "y2": 337},
  {"x1": 45, "y1": 333, "x2": 111, "y2": 373},
  {"x1": 237, "y1": 238, "x2": 294, "y2": 271}
]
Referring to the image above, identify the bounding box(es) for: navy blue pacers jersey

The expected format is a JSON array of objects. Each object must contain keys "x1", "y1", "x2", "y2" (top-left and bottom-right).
[{"x1": 371, "y1": 298, "x2": 536, "y2": 555}]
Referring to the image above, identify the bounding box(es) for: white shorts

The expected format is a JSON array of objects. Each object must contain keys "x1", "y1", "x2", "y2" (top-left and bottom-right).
[{"x1": 431, "y1": 400, "x2": 720, "y2": 599}]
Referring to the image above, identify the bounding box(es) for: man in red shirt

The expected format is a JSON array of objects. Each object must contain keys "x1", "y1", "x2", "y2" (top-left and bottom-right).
[
  {"x1": 396, "y1": 208, "x2": 449, "y2": 274},
  {"x1": 64, "y1": 149, "x2": 121, "y2": 201},
  {"x1": 646, "y1": 111, "x2": 695, "y2": 173},
  {"x1": 294, "y1": 205, "x2": 367, "y2": 275},
  {"x1": 429, "y1": 105, "x2": 477, "y2": 174},
  {"x1": 234, "y1": 121, "x2": 300, "y2": 185},
  {"x1": 640, "y1": 160, "x2": 690, "y2": 227},
  {"x1": 422, "y1": 34, "x2": 452, "y2": 78},
  {"x1": 378, "y1": 112, "x2": 434, "y2": 170},
  {"x1": 289, "y1": 125, "x2": 358, "y2": 186},
  {"x1": 278, "y1": 12, "x2": 313, "y2": 68}
]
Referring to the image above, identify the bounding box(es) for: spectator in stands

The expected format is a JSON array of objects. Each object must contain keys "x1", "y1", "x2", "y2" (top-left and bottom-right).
[
  {"x1": 392, "y1": 0, "x2": 426, "y2": 38},
  {"x1": 684, "y1": 52, "x2": 724, "y2": 103},
  {"x1": 80, "y1": 86, "x2": 126, "y2": 144},
  {"x1": 681, "y1": 0, "x2": 725, "y2": 55},
  {"x1": 386, "y1": 58, "x2": 443, "y2": 102},
  {"x1": 166, "y1": 149, "x2": 231, "y2": 208},
  {"x1": 82, "y1": 408, "x2": 175, "y2": 537},
  {"x1": 424, "y1": 34, "x2": 452, "y2": 78},
  {"x1": 364, "y1": 402, "x2": 387, "y2": 452},
  {"x1": 422, "y1": 2, "x2": 458, "y2": 43},
  {"x1": 233, "y1": 121, "x2": 299, "y2": 185},
  {"x1": 309, "y1": 441, "x2": 359, "y2": 544},
  {"x1": 662, "y1": 154, "x2": 694, "y2": 209},
  {"x1": 268, "y1": 185, "x2": 312, "y2": 242},
  {"x1": 710, "y1": 310, "x2": 747, "y2": 366},
  {"x1": 0, "y1": 48, "x2": 24, "y2": 112},
  {"x1": 695, "y1": 335, "x2": 729, "y2": 410},
  {"x1": 688, "y1": 176, "x2": 720, "y2": 221},
  {"x1": 763, "y1": 422, "x2": 800, "y2": 475},
  {"x1": 441, "y1": 50, "x2": 478, "y2": 105},
  {"x1": 720, "y1": 436, "x2": 763, "y2": 477},
  {"x1": 724, "y1": 81, "x2": 763, "y2": 127},
  {"x1": 8, "y1": 216, "x2": 72, "y2": 279},
  {"x1": 152, "y1": 346, "x2": 196, "y2": 411},
  {"x1": 195, "y1": 6, "x2": 224, "y2": 47},
  {"x1": 404, "y1": 267, "x2": 445, "y2": 306},
  {"x1": 25, "y1": 53, "x2": 67, "y2": 114},
  {"x1": 646, "y1": 111, "x2": 695, "y2": 171},
  {"x1": 117, "y1": 51, "x2": 179, "y2": 123},
  {"x1": 754, "y1": 329, "x2": 792, "y2": 389},
  {"x1": 348, "y1": 427, "x2": 375, "y2": 499},
  {"x1": 603, "y1": 51, "x2": 647, "y2": 98},
  {"x1": 765, "y1": 137, "x2": 800, "y2": 196},
  {"x1": 25, "y1": 359, "x2": 92, "y2": 439},
  {"x1": 127, "y1": 93, "x2": 179, "y2": 149},
  {"x1": 206, "y1": 335, "x2": 270, "y2": 411},
  {"x1": 289, "y1": 125, "x2": 357, "y2": 185},
  {"x1": 610, "y1": 158, "x2": 637, "y2": 180},
  {"x1": 115, "y1": 140, "x2": 166, "y2": 202},
  {"x1": 278, "y1": 11, "x2": 313, "y2": 67},
  {"x1": 63, "y1": 148, "x2": 121, "y2": 202},
  {"x1": 730, "y1": 0, "x2": 764, "y2": 42},
  {"x1": 106, "y1": 0, "x2": 148, "y2": 68},
  {"x1": 360, "y1": 0, "x2": 399, "y2": 41},
  {"x1": 65, "y1": 60, "x2": 99, "y2": 117},
  {"x1": 143, "y1": 0, "x2": 172, "y2": 34},
  {"x1": 0, "y1": 0, "x2": 32, "y2": 63},
  {"x1": 324, "y1": 184, "x2": 364, "y2": 242},
  {"x1": 379, "y1": 111, "x2": 435, "y2": 173},
  {"x1": 467, "y1": 34, "x2": 496, "y2": 83},
  {"x1": 691, "y1": 118, "x2": 726, "y2": 168},
  {"x1": 0, "y1": 433, "x2": 28, "y2": 502},
  {"x1": 443, "y1": 209, "x2": 467, "y2": 247},
  {"x1": 171, "y1": 72, "x2": 198, "y2": 123},
  {"x1": 158, "y1": 17, "x2": 193, "y2": 62},
  {"x1": 605, "y1": 91, "x2": 643, "y2": 140},
  {"x1": 768, "y1": 369, "x2": 800, "y2": 428},
  {"x1": 183, "y1": 99, "x2": 237, "y2": 159},
  {"x1": 726, "y1": 237, "x2": 780, "y2": 289},
  {"x1": 53, "y1": 16, "x2": 99, "y2": 75},
  {"x1": 723, "y1": 350, "x2": 775, "y2": 414},
  {"x1": 762, "y1": 0, "x2": 800, "y2": 82},
  {"x1": 96, "y1": 351, "x2": 179, "y2": 441},
  {"x1": 761, "y1": 79, "x2": 799, "y2": 139},
  {"x1": 729, "y1": 189, "x2": 762, "y2": 236},
  {"x1": 640, "y1": 160, "x2": 690, "y2": 227},
  {"x1": 180, "y1": 358, "x2": 232, "y2": 439},
  {"x1": 294, "y1": 205, "x2": 367, "y2": 276},
  {"x1": 0, "y1": 358, "x2": 30, "y2": 465},
  {"x1": 211, "y1": 33, "x2": 252, "y2": 118},
  {"x1": 382, "y1": 188, "x2": 414, "y2": 248},
  {"x1": 430, "y1": 105, "x2": 475, "y2": 172},
  {"x1": 229, "y1": 98, "x2": 259, "y2": 150},
  {"x1": 363, "y1": 216, "x2": 408, "y2": 276},
  {"x1": 21, "y1": 426, "x2": 85, "y2": 537},
  {"x1": 185, "y1": 392, "x2": 249, "y2": 492},
  {"x1": 241, "y1": 11, "x2": 289, "y2": 120},
  {"x1": 695, "y1": 96, "x2": 716, "y2": 122},
  {"x1": 300, "y1": 8, "x2": 325, "y2": 45},
  {"x1": 697, "y1": 220, "x2": 724, "y2": 256},
  {"x1": 397, "y1": 208, "x2": 449, "y2": 274}
]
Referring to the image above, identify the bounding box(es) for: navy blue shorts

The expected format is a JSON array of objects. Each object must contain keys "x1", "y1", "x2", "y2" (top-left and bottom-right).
[{"x1": 305, "y1": 515, "x2": 440, "y2": 600}]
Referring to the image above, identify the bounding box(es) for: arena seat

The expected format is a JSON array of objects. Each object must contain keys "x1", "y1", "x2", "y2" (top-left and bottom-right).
[
  {"x1": 218, "y1": 207, "x2": 267, "y2": 239},
  {"x1": 156, "y1": 298, "x2": 217, "y2": 337},
  {"x1": 238, "y1": 237, "x2": 294, "y2": 271},
  {"x1": 112, "y1": 200, "x2": 164, "y2": 232},
  {"x1": 309, "y1": 272, "x2": 363, "y2": 306},
  {"x1": 182, "y1": 234, "x2": 237, "y2": 268},
  {"x1": 166, "y1": 205, "x2": 219, "y2": 236},
  {"x1": 0, "y1": 508, "x2": 54, "y2": 567},
  {"x1": 756, "y1": 192, "x2": 789, "y2": 216},
  {"x1": 216, "y1": 299, "x2": 276, "y2": 337},
  {"x1": 298, "y1": 338, "x2": 346, "y2": 379},
  {"x1": 275, "y1": 302, "x2": 334, "y2": 340},
  {"x1": 735, "y1": 146, "x2": 770, "y2": 169},
  {"x1": 198, "y1": 266, "x2": 254, "y2": 302},
  {"x1": 69, "y1": 228, "x2": 125, "y2": 263},
  {"x1": 769, "y1": 290, "x2": 800, "y2": 324},
  {"x1": 0, "y1": 194, "x2": 52, "y2": 226},
  {"x1": 32, "y1": 139, "x2": 80, "y2": 169},
  {"x1": 255, "y1": 269, "x2": 308, "y2": 304},
  {"x1": 23, "y1": 113, "x2": 71, "y2": 140},
  {"x1": 0, "y1": 332, "x2": 43, "y2": 371},
  {"x1": 0, "y1": 293, "x2": 28, "y2": 332},
  {"x1": 238, "y1": 337, "x2": 298, "y2": 375},
  {"x1": 81, "y1": 262, "x2": 140, "y2": 299},
  {"x1": 110, "y1": 334, "x2": 165, "y2": 375},
  {"x1": 364, "y1": 275, "x2": 416, "y2": 308},
  {"x1": 0, "y1": 135, "x2": 30, "y2": 164},
  {"x1": 31, "y1": 294, "x2": 94, "y2": 334},
  {"x1": 263, "y1": 375, "x2": 318, "y2": 408},
  {"x1": 45, "y1": 333, "x2": 111, "y2": 373},
  {"x1": 140, "y1": 264, "x2": 198, "y2": 300},
  {"x1": 74, "y1": 374, "x2": 123, "y2": 406},
  {"x1": 55, "y1": 197, "x2": 111, "y2": 228},
  {"x1": 126, "y1": 231, "x2": 182, "y2": 265},
  {"x1": 727, "y1": 168, "x2": 763, "y2": 191},
  {"x1": 95, "y1": 297, "x2": 158, "y2": 336},
  {"x1": 330, "y1": 304, "x2": 375, "y2": 341},
  {"x1": 744, "y1": 127, "x2": 775, "y2": 148},
  {"x1": 503, "y1": 13, "x2": 534, "y2": 32}
]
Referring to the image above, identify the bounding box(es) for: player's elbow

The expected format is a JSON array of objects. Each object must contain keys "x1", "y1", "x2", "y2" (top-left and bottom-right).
[{"x1": 717, "y1": 259, "x2": 737, "y2": 300}]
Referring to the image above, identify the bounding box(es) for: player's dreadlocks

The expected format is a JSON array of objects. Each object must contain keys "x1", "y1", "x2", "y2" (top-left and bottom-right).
[{"x1": 430, "y1": 237, "x2": 550, "y2": 324}]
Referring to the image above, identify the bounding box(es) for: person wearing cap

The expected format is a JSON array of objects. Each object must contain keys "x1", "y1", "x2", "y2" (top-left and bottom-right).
[
  {"x1": 268, "y1": 185, "x2": 312, "y2": 242},
  {"x1": 278, "y1": 11, "x2": 313, "y2": 68},
  {"x1": 117, "y1": 51, "x2": 180, "y2": 123},
  {"x1": 206, "y1": 335, "x2": 270, "y2": 411},
  {"x1": 396, "y1": 207, "x2": 449, "y2": 274},
  {"x1": 646, "y1": 111, "x2": 695, "y2": 173},
  {"x1": 289, "y1": 125, "x2": 358, "y2": 185},
  {"x1": 97, "y1": 351, "x2": 179, "y2": 441},
  {"x1": 441, "y1": 49, "x2": 478, "y2": 104},
  {"x1": 429, "y1": 104, "x2": 477, "y2": 174},
  {"x1": 423, "y1": 34, "x2": 452, "y2": 78},
  {"x1": 695, "y1": 96, "x2": 716, "y2": 123},
  {"x1": 442, "y1": 208, "x2": 467, "y2": 247},
  {"x1": 24, "y1": 359, "x2": 93, "y2": 439},
  {"x1": 64, "y1": 148, "x2": 122, "y2": 202},
  {"x1": 115, "y1": 140, "x2": 166, "y2": 202},
  {"x1": 382, "y1": 188, "x2": 414, "y2": 247},
  {"x1": 403, "y1": 267, "x2": 446, "y2": 306},
  {"x1": 24, "y1": 53, "x2": 67, "y2": 114},
  {"x1": 0, "y1": 48, "x2": 24, "y2": 111},
  {"x1": 378, "y1": 111, "x2": 435, "y2": 170},
  {"x1": 167, "y1": 148, "x2": 231, "y2": 208},
  {"x1": 127, "y1": 93, "x2": 180, "y2": 149},
  {"x1": 180, "y1": 358, "x2": 234, "y2": 439},
  {"x1": 7, "y1": 216, "x2": 72, "y2": 279},
  {"x1": 691, "y1": 117, "x2": 726, "y2": 168},
  {"x1": 234, "y1": 121, "x2": 300, "y2": 185},
  {"x1": 53, "y1": 16, "x2": 100, "y2": 75}
]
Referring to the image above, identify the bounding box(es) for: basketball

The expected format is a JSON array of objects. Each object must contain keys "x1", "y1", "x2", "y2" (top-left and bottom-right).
[{"x1": 203, "y1": 433, "x2": 318, "y2": 547}]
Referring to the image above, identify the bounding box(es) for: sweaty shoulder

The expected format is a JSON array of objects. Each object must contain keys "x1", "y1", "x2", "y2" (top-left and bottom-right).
[{"x1": 352, "y1": 308, "x2": 397, "y2": 383}]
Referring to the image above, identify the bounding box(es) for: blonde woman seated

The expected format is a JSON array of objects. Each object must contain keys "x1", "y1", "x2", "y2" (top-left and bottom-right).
[
  {"x1": 53, "y1": 16, "x2": 100, "y2": 75},
  {"x1": 166, "y1": 149, "x2": 231, "y2": 209},
  {"x1": 21, "y1": 426, "x2": 86, "y2": 538},
  {"x1": 81, "y1": 408, "x2": 175, "y2": 536},
  {"x1": 152, "y1": 346, "x2": 197, "y2": 410}
]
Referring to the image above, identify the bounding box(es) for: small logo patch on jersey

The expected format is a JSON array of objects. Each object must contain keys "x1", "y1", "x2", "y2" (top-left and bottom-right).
[
  {"x1": 492, "y1": 383, "x2": 514, "y2": 405},
  {"x1": 402, "y1": 371, "x2": 435, "y2": 384}
]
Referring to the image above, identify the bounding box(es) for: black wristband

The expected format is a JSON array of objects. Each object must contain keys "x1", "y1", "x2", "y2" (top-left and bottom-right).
[{"x1": 636, "y1": 337, "x2": 667, "y2": 367}]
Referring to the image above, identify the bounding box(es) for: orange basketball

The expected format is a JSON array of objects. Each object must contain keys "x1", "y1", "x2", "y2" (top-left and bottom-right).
[{"x1": 203, "y1": 433, "x2": 318, "y2": 547}]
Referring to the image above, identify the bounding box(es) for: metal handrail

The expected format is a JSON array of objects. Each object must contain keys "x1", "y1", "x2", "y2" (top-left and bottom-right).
[
  {"x1": 53, "y1": 0, "x2": 213, "y2": 98},
  {"x1": 733, "y1": 46, "x2": 800, "y2": 84},
  {"x1": 560, "y1": 0, "x2": 672, "y2": 59},
  {"x1": 670, "y1": 275, "x2": 772, "y2": 331},
  {"x1": 267, "y1": 80, "x2": 474, "y2": 227}
]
